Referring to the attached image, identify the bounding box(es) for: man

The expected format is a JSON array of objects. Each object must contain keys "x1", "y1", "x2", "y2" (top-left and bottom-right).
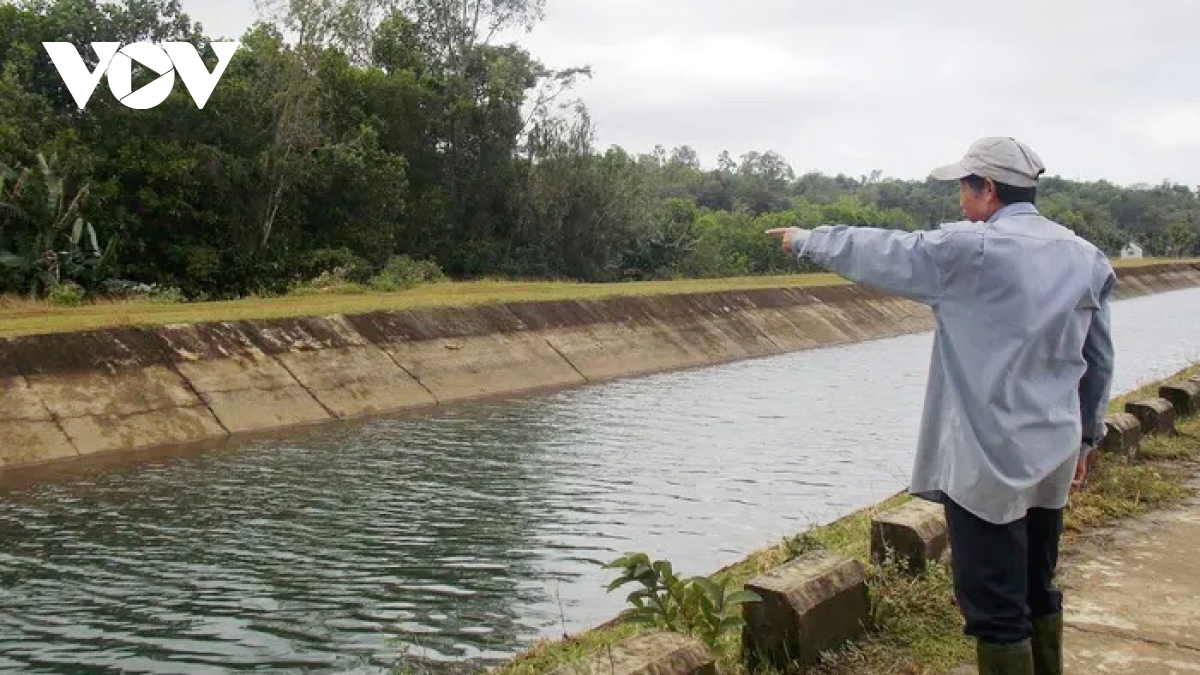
[{"x1": 767, "y1": 137, "x2": 1116, "y2": 675}]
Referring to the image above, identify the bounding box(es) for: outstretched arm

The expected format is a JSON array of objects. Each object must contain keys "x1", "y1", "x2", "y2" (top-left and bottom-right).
[{"x1": 768, "y1": 225, "x2": 962, "y2": 305}]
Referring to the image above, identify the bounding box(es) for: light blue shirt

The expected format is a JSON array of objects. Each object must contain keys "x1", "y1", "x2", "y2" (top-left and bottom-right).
[{"x1": 796, "y1": 203, "x2": 1116, "y2": 524}]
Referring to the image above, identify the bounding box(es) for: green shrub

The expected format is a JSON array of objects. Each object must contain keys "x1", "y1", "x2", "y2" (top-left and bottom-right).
[
  {"x1": 101, "y1": 280, "x2": 186, "y2": 303},
  {"x1": 290, "y1": 267, "x2": 373, "y2": 295},
  {"x1": 604, "y1": 552, "x2": 760, "y2": 651},
  {"x1": 298, "y1": 248, "x2": 373, "y2": 284},
  {"x1": 47, "y1": 281, "x2": 85, "y2": 307},
  {"x1": 288, "y1": 279, "x2": 370, "y2": 296},
  {"x1": 781, "y1": 531, "x2": 827, "y2": 560},
  {"x1": 148, "y1": 286, "x2": 185, "y2": 304},
  {"x1": 369, "y1": 255, "x2": 446, "y2": 292}
]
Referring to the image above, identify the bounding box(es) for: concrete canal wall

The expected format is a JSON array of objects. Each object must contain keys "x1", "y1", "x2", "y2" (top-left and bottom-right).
[{"x1": 1, "y1": 262, "x2": 1198, "y2": 470}]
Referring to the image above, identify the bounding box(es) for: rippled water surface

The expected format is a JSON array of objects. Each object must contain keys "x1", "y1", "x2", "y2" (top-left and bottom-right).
[{"x1": 2, "y1": 287, "x2": 1199, "y2": 673}]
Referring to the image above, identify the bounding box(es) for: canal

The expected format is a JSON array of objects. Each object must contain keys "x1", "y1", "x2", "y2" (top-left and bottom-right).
[{"x1": 1, "y1": 286, "x2": 1198, "y2": 673}]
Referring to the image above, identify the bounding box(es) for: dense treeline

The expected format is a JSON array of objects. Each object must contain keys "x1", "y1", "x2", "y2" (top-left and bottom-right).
[{"x1": 1, "y1": 0, "x2": 1197, "y2": 301}]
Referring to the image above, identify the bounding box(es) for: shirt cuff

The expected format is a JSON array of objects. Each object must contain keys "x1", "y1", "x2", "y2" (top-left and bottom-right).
[{"x1": 790, "y1": 230, "x2": 811, "y2": 256}]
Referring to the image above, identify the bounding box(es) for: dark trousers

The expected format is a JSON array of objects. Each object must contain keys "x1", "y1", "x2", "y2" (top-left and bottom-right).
[{"x1": 943, "y1": 498, "x2": 1064, "y2": 645}]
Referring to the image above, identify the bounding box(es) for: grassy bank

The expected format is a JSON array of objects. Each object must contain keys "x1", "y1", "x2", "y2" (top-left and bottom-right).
[
  {"x1": 0, "y1": 274, "x2": 849, "y2": 339},
  {"x1": 488, "y1": 365, "x2": 1200, "y2": 675},
  {"x1": 1, "y1": 256, "x2": 1194, "y2": 339}
]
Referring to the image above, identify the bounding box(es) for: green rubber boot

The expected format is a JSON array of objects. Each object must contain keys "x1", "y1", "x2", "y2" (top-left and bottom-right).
[
  {"x1": 1031, "y1": 613, "x2": 1064, "y2": 675},
  {"x1": 976, "y1": 638, "x2": 1034, "y2": 675}
]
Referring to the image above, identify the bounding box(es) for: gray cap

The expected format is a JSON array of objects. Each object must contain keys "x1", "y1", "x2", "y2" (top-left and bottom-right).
[{"x1": 930, "y1": 137, "x2": 1046, "y2": 188}]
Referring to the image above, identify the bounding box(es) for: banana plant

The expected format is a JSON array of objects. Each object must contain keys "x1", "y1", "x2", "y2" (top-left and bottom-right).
[
  {"x1": 56, "y1": 215, "x2": 117, "y2": 289},
  {"x1": 0, "y1": 153, "x2": 115, "y2": 296},
  {"x1": 32, "y1": 152, "x2": 90, "y2": 257}
]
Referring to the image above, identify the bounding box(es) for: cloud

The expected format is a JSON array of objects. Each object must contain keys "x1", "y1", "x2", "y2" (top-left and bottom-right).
[
  {"x1": 615, "y1": 34, "x2": 839, "y2": 93},
  {"x1": 181, "y1": 0, "x2": 1200, "y2": 186},
  {"x1": 1139, "y1": 107, "x2": 1200, "y2": 147}
]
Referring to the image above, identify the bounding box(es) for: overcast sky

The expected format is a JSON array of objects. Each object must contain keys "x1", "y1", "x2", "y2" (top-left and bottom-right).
[{"x1": 187, "y1": 0, "x2": 1200, "y2": 188}]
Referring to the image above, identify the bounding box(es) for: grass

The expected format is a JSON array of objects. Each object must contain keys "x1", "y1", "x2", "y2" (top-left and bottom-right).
[
  {"x1": 486, "y1": 365, "x2": 1200, "y2": 675},
  {"x1": 468, "y1": 623, "x2": 644, "y2": 675},
  {"x1": 0, "y1": 255, "x2": 1195, "y2": 340},
  {"x1": 1109, "y1": 256, "x2": 1200, "y2": 268},
  {"x1": 0, "y1": 274, "x2": 849, "y2": 339}
]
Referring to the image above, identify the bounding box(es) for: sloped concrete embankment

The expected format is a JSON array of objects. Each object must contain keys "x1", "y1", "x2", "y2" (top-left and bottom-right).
[{"x1": 1, "y1": 262, "x2": 1197, "y2": 470}]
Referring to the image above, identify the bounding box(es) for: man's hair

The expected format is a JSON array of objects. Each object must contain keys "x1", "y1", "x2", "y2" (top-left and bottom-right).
[{"x1": 963, "y1": 175, "x2": 1037, "y2": 205}]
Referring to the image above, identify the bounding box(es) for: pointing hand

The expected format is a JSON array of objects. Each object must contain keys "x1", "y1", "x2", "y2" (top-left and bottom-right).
[{"x1": 765, "y1": 227, "x2": 811, "y2": 255}]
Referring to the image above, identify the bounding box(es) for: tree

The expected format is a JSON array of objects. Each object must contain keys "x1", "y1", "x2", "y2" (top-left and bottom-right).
[
  {"x1": 2, "y1": 0, "x2": 1197, "y2": 300},
  {"x1": 735, "y1": 150, "x2": 795, "y2": 215}
]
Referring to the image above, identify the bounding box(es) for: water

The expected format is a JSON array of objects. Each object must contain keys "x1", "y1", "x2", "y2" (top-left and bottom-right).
[{"x1": 1, "y1": 287, "x2": 1198, "y2": 674}]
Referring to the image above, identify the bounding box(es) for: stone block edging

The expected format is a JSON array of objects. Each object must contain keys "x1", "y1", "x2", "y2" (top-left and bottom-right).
[
  {"x1": 741, "y1": 552, "x2": 869, "y2": 671},
  {"x1": 1102, "y1": 412, "x2": 1142, "y2": 458},
  {"x1": 1125, "y1": 398, "x2": 1176, "y2": 436},
  {"x1": 1159, "y1": 381, "x2": 1200, "y2": 417},
  {"x1": 869, "y1": 498, "x2": 949, "y2": 575}
]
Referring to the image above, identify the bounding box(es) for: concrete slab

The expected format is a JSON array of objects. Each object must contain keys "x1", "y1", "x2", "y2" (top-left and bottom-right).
[
  {"x1": 543, "y1": 323, "x2": 699, "y2": 382},
  {"x1": 735, "y1": 307, "x2": 822, "y2": 352},
  {"x1": 774, "y1": 303, "x2": 856, "y2": 346},
  {"x1": 1056, "y1": 478, "x2": 1200, "y2": 674},
  {"x1": 173, "y1": 352, "x2": 298, "y2": 394},
  {"x1": 808, "y1": 302, "x2": 873, "y2": 342},
  {"x1": 0, "y1": 374, "x2": 53, "y2": 421},
  {"x1": 641, "y1": 295, "x2": 780, "y2": 361},
  {"x1": 0, "y1": 419, "x2": 78, "y2": 466},
  {"x1": 1064, "y1": 627, "x2": 1200, "y2": 673},
  {"x1": 58, "y1": 406, "x2": 228, "y2": 455},
  {"x1": 639, "y1": 313, "x2": 755, "y2": 366},
  {"x1": 13, "y1": 366, "x2": 227, "y2": 459},
  {"x1": 381, "y1": 332, "x2": 586, "y2": 402},
  {"x1": 170, "y1": 347, "x2": 333, "y2": 433},
  {"x1": 273, "y1": 345, "x2": 436, "y2": 418},
  {"x1": 25, "y1": 365, "x2": 201, "y2": 418},
  {"x1": 197, "y1": 386, "x2": 332, "y2": 433}
]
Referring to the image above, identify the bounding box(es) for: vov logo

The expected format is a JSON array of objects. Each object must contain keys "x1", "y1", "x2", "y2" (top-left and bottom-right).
[{"x1": 42, "y1": 42, "x2": 240, "y2": 110}]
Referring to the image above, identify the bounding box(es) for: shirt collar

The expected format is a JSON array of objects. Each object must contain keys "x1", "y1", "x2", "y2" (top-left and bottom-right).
[{"x1": 987, "y1": 202, "x2": 1039, "y2": 223}]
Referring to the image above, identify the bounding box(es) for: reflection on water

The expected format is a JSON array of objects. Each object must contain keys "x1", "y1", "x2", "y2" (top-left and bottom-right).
[{"x1": 1, "y1": 287, "x2": 1198, "y2": 673}]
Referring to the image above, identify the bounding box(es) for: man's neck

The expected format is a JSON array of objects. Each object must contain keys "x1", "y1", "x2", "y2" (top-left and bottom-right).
[{"x1": 987, "y1": 202, "x2": 1037, "y2": 223}]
